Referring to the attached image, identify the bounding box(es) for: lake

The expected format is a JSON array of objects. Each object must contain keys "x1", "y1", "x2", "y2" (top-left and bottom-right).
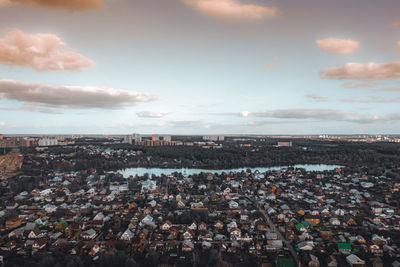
[{"x1": 118, "y1": 164, "x2": 342, "y2": 178}]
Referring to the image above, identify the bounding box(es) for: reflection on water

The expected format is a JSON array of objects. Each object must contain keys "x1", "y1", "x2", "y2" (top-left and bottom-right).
[{"x1": 118, "y1": 164, "x2": 342, "y2": 178}]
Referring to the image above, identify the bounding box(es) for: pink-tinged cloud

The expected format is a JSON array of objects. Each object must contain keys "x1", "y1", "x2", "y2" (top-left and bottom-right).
[
  {"x1": 316, "y1": 38, "x2": 360, "y2": 55},
  {"x1": 341, "y1": 82, "x2": 377, "y2": 88},
  {"x1": 320, "y1": 60, "x2": 400, "y2": 80},
  {"x1": 0, "y1": 79, "x2": 158, "y2": 109},
  {"x1": 264, "y1": 57, "x2": 281, "y2": 72},
  {"x1": 0, "y1": 29, "x2": 95, "y2": 71},
  {"x1": 396, "y1": 41, "x2": 400, "y2": 51},
  {"x1": 305, "y1": 94, "x2": 327, "y2": 102},
  {"x1": 0, "y1": 0, "x2": 103, "y2": 11},
  {"x1": 182, "y1": 0, "x2": 279, "y2": 21},
  {"x1": 389, "y1": 21, "x2": 400, "y2": 28}
]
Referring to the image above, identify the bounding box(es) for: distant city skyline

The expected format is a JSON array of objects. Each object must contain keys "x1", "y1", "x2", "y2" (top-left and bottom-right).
[{"x1": 0, "y1": 0, "x2": 400, "y2": 134}]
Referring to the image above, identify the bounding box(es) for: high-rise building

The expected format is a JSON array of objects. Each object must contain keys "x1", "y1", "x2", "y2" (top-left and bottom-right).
[
  {"x1": 38, "y1": 138, "x2": 58, "y2": 147},
  {"x1": 124, "y1": 133, "x2": 142, "y2": 144},
  {"x1": 203, "y1": 135, "x2": 224, "y2": 142}
]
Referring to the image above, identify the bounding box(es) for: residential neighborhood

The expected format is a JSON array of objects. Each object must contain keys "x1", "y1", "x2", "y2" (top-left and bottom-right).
[{"x1": 0, "y1": 150, "x2": 399, "y2": 266}]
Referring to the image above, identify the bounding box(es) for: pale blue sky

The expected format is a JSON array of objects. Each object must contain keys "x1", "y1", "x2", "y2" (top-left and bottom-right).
[{"x1": 0, "y1": 0, "x2": 399, "y2": 134}]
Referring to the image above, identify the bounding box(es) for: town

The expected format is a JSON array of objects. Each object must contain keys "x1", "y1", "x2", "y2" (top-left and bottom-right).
[{"x1": 0, "y1": 136, "x2": 399, "y2": 266}]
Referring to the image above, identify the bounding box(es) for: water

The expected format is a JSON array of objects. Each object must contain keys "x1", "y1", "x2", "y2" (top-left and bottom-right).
[{"x1": 118, "y1": 164, "x2": 342, "y2": 178}]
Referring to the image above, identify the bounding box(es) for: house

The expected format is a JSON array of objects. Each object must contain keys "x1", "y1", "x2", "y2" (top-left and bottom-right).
[
  {"x1": 304, "y1": 215, "x2": 321, "y2": 225},
  {"x1": 183, "y1": 229, "x2": 195, "y2": 239},
  {"x1": 28, "y1": 227, "x2": 43, "y2": 239},
  {"x1": 120, "y1": 229, "x2": 134, "y2": 241},
  {"x1": 177, "y1": 201, "x2": 186, "y2": 208},
  {"x1": 308, "y1": 254, "x2": 320, "y2": 267},
  {"x1": 297, "y1": 241, "x2": 314, "y2": 250},
  {"x1": 32, "y1": 238, "x2": 47, "y2": 250},
  {"x1": 182, "y1": 240, "x2": 194, "y2": 252},
  {"x1": 6, "y1": 218, "x2": 22, "y2": 229},
  {"x1": 82, "y1": 229, "x2": 97, "y2": 240},
  {"x1": 319, "y1": 228, "x2": 332, "y2": 239},
  {"x1": 214, "y1": 220, "x2": 224, "y2": 230},
  {"x1": 372, "y1": 234, "x2": 387, "y2": 245},
  {"x1": 89, "y1": 244, "x2": 100, "y2": 256},
  {"x1": 370, "y1": 257, "x2": 383, "y2": 267},
  {"x1": 188, "y1": 221, "x2": 197, "y2": 230},
  {"x1": 327, "y1": 256, "x2": 338, "y2": 267},
  {"x1": 229, "y1": 200, "x2": 239, "y2": 209},
  {"x1": 230, "y1": 227, "x2": 241, "y2": 239},
  {"x1": 338, "y1": 242, "x2": 352, "y2": 254},
  {"x1": 198, "y1": 222, "x2": 207, "y2": 231},
  {"x1": 346, "y1": 254, "x2": 365, "y2": 266},
  {"x1": 266, "y1": 240, "x2": 283, "y2": 251},
  {"x1": 329, "y1": 217, "x2": 341, "y2": 226},
  {"x1": 370, "y1": 244, "x2": 383, "y2": 254},
  {"x1": 160, "y1": 220, "x2": 172, "y2": 231}
]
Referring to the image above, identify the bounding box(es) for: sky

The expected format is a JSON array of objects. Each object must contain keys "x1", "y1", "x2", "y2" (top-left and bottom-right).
[{"x1": 0, "y1": 0, "x2": 400, "y2": 135}]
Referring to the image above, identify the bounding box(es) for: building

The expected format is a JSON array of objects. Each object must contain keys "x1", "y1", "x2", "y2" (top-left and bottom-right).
[
  {"x1": 277, "y1": 141, "x2": 292, "y2": 147},
  {"x1": 203, "y1": 135, "x2": 224, "y2": 142},
  {"x1": 124, "y1": 133, "x2": 142, "y2": 144},
  {"x1": 38, "y1": 138, "x2": 58, "y2": 147}
]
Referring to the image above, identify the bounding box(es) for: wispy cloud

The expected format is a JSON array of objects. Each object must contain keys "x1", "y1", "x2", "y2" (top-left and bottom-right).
[
  {"x1": 305, "y1": 94, "x2": 327, "y2": 102},
  {"x1": 0, "y1": 29, "x2": 95, "y2": 71},
  {"x1": 316, "y1": 38, "x2": 360, "y2": 55},
  {"x1": 380, "y1": 88, "x2": 400, "y2": 92},
  {"x1": 396, "y1": 41, "x2": 400, "y2": 52},
  {"x1": 0, "y1": 79, "x2": 158, "y2": 110},
  {"x1": 0, "y1": 105, "x2": 63, "y2": 114},
  {"x1": 182, "y1": 0, "x2": 279, "y2": 21},
  {"x1": 0, "y1": 0, "x2": 104, "y2": 11},
  {"x1": 320, "y1": 60, "x2": 400, "y2": 80},
  {"x1": 252, "y1": 109, "x2": 400, "y2": 123},
  {"x1": 264, "y1": 57, "x2": 281, "y2": 72},
  {"x1": 0, "y1": 121, "x2": 5, "y2": 126},
  {"x1": 340, "y1": 97, "x2": 400, "y2": 103},
  {"x1": 215, "y1": 109, "x2": 400, "y2": 123},
  {"x1": 137, "y1": 110, "x2": 171, "y2": 118},
  {"x1": 341, "y1": 82, "x2": 377, "y2": 88}
]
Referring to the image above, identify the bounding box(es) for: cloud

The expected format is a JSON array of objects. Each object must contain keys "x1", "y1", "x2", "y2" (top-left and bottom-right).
[
  {"x1": 316, "y1": 38, "x2": 360, "y2": 55},
  {"x1": 389, "y1": 21, "x2": 400, "y2": 28},
  {"x1": 251, "y1": 109, "x2": 400, "y2": 123},
  {"x1": 0, "y1": 0, "x2": 104, "y2": 11},
  {"x1": 0, "y1": 29, "x2": 95, "y2": 71},
  {"x1": 320, "y1": 60, "x2": 400, "y2": 80},
  {"x1": 0, "y1": 79, "x2": 158, "y2": 110},
  {"x1": 137, "y1": 110, "x2": 171, "y2": 118},
  {"x1": 264, "y1": 57, "x2": 281, "y2": 71},
  {"x1": 381, "y1": 88, "x2": 400, "y2": 92},
  {"x1": 213, "y1": 109, "x2": 400, "y2": 123},
  {"x1": 341, "y1": 82, "x2": 377, "y2": 88},
  {"x1": 340, "y1": 97, "x2": 400, "y2": 103},
  {"x1": 182, "y1": 0, "x2": 279, "y2": 21},
  {"x1": 0, "y1": 105, "x2": 63, "y2": 114},
  {"x1": 0, "y1": 121, "x2": 4, "y2": 126},
  {"x1": 305, "y1": 94, "x2": 327, "y2": 102},
  {"x1": 396, "y1": 41, "x2": 400, "y2": 51}
]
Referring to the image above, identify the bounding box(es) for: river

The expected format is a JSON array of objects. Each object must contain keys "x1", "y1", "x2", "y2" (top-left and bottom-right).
[{"x1": 117, "y1": 164, "x2": 342, "y2": 178}]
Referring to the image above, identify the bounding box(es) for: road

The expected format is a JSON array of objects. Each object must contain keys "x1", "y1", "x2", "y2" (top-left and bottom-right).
[{"x1": 245, "y1": 196, "x2": 302, "y2": 267}]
